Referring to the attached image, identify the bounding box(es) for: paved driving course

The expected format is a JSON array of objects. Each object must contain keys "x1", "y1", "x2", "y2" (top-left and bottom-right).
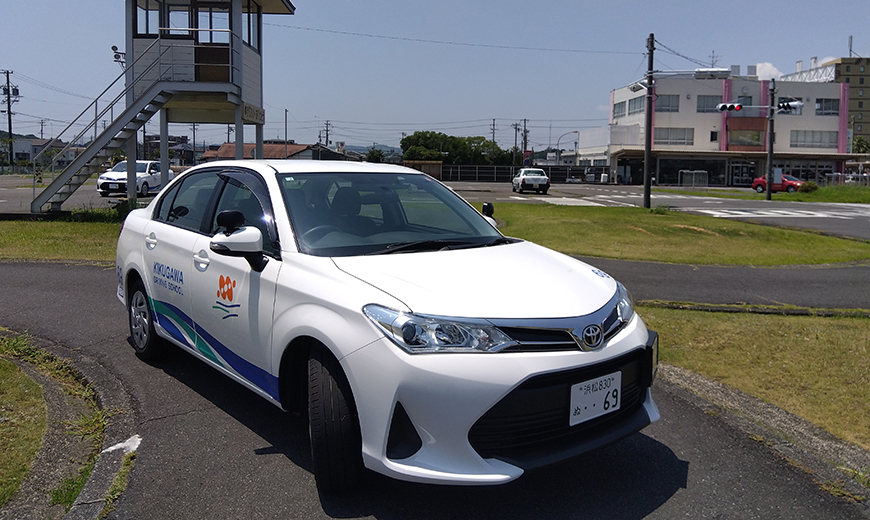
[{"x1": 1, "y1": 181, "x2": 870, "y2": 519}]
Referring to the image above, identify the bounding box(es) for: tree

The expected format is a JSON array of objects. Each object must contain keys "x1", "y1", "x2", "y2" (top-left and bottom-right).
[
  {"x1": 400, "y1": 131, "x2": 509, "y2": 165},
  {"x1": 853, "y1": 136, "x2": 870, "y2": 154},
  {"x1": 365, "y1": 147, "x2": 385, "y2": 163}
]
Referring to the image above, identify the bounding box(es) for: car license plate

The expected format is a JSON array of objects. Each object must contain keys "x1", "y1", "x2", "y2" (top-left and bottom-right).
[
  {"x1": 109, "y1": 183, "x2": 118, "y2": 189},
  {"x1": 569, "y1": 371, "x2": 621, "y2": 426}
]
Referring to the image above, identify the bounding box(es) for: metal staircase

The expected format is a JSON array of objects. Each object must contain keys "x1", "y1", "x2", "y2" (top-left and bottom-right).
[
  {"x1": 30, "y1": 40, "x2": 173, "y2": 213},
  {"x1": 31, "y1": 85, "x2": 173, "y2": 212}
]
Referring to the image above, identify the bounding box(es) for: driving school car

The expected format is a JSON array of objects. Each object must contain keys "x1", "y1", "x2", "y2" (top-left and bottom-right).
[{"x1": 115, "y1": 160, "x2": 659, "y2": 492}]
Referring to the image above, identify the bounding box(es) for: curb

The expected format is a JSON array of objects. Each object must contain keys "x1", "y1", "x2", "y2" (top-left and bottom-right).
[
  {"x1": 658, "y1": 363, "x2": 870, "y2": 515},
  {"x1": 0, "y1": 334, "x2": 137, "y2": 520}
]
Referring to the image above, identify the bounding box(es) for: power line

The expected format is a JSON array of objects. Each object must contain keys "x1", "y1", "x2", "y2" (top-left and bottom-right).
[{"x1": 265, "y1": 23, "x2": 642, "y2": 56}]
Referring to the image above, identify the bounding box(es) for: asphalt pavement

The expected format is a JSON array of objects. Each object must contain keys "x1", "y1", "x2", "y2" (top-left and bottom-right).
[{"x1": 1, "y1": 180, "x2": 870, "y2": 519}]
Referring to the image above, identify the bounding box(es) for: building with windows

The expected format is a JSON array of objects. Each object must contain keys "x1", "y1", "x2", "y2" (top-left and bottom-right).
[
  {"x1": 576, "y1": 65, "x2": 859, "y2": 187},
  {"x1": 781, "y1": 57, "x2": 870, "y2": 144}
]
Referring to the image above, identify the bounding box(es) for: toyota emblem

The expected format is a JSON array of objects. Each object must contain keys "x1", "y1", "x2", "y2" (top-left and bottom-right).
[{"x1": 580, "y1": 324, "x2": 603, "y2": 350}]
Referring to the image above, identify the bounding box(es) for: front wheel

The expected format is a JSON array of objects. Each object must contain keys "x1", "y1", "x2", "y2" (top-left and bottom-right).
[
  {"x1": 755, "y1": 185, "x2": 765, "y2": 193},
  {"x1": 787, "y1": 186, "x2": 796, "y2": 193},
  {"x1": 308, "y1": 345, "x2": 363, "y2": 492},
  {"x1": 128, "y1": 280, "x2": 164, "y2": 360},
  {"x1": 139, "y1": 182, "x2": 149, "y2": 198}
]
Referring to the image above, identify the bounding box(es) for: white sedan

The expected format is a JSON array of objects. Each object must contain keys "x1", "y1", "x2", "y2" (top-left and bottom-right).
[
  {"x1": 116, "y1": 160, "x2": 659, "y2": 492},
  {"x1": 97, "y1": 160, "x2": 172, "y2": 197},
  {"x1": 512, "y1": 168, "x2": 551, "y2": 194}
]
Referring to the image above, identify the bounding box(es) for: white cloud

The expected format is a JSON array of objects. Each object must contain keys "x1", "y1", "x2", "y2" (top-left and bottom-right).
[{"x1": 755, "y1": 62, "x2": 784, "y2": 80}]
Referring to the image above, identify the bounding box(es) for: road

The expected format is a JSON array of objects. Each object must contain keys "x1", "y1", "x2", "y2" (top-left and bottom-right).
[
  {"x1": 451, "y1": 182, "x2": 870, "y2": 241},
  {"x1": 1, "y1": 178, "x2": 869, "y2": 518},
  {"x1": 1, "y1": 261, "x2": 868, "y2": 519}
]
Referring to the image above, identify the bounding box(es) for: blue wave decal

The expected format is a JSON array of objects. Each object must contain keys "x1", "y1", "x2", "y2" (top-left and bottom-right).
[
  {"x1": 221, "y1": 314, "x2": 239, "y2": 320},
  {"x1": 194, "y1": 324, "x2": 280, "y2": 401},
  {"x1": 214, "y1": 301, "x2": 241, "y2": 309},
  {"x1": 153, "y1": 299, "x2": 279, "y2": 402}
]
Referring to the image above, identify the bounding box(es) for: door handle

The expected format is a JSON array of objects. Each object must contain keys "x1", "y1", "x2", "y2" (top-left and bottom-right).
[
  {"x1": 145, "y1": 233, "x2": 158, "y2": 250},
  {"x1": 193, "y1": 250, "x2": 210, "y2": 271}
]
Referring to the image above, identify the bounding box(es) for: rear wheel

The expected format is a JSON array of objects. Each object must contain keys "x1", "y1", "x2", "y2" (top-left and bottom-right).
[
  {"x1": 308, "y1": 345, "x2": 363, "y2": 492},
  {"x1": 139, "y1": 182, "x2": 149, "y2": 197},
  {"x1": 128, "y1": 280, "x2": 164, "y2": 360}
]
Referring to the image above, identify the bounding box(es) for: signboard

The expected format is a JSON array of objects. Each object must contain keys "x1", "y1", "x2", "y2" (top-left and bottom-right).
[{"x1": 242, "y1": 103, "x2": 265, "y2": 125}]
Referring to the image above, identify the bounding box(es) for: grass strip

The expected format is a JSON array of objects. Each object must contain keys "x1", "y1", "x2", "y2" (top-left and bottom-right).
[
  {"x1": 0, "y1": 357, "x2": 47, "y2": 507},
  {"x1": 0, "y1": 334, "x2": 105, "y2": 512},
  {"x1": 494, "y1": 204, "x2": 870, "y2": 265},
  {"x1": 639, "y1": 306, "x2": 870, "y2": 451}
]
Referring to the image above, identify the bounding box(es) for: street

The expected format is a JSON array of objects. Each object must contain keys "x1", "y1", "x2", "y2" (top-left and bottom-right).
[{"x1": 0, "y1": 260, "x2": 867, "y2": 519}]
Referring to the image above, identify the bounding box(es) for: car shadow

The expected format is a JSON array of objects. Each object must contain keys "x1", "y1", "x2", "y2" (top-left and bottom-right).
[{"x1": 145, "y1": 345, "x2": 688, "y2": 519}]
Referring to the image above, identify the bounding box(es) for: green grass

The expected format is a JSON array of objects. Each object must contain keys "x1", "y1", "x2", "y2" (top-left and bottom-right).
[
  {"x1": 640, "y1": 306, "x2": 870, "y2": 451},
  {"x1": 655, "y1": 184, "x2": 870, "y2": 203},
  {"x1": 0, "y1": 357, "x2": 47, "y2": 507},
  {"x1": 0, "y1": 221, "x2": 120, "y2": 262},
  {"x1": 494, "y1": 204, "x2": 870, "y2": 265},
  {"x1": 0, "y1": 334, "x2": 104, "y2": 511}
]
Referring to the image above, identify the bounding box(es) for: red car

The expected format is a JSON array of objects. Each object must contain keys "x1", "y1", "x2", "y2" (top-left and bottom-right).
[{"x1": 752, "y1": 175, "x2": 803, "y2": 193}]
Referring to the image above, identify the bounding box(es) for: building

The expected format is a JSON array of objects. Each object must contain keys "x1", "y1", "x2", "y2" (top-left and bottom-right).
[
  {"x1": 577, "y1": 65, "x2": 859, "y2": 187},
  {"x1": 781, "y1": 57, "x2": 870, "y2": 144},
  {"x1": 201, "y1": 142, "x2": 354, "y2": 162}
]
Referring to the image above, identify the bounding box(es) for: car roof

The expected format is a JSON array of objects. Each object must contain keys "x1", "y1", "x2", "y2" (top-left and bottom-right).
[{"x1": 186, "y1": 159, "x2": 423, "y2": 177}]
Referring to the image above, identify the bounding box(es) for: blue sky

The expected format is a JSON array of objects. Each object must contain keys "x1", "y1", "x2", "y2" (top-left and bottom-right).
[{"x1": 2, "y1": 0, "x2": 866, "y2": 151}]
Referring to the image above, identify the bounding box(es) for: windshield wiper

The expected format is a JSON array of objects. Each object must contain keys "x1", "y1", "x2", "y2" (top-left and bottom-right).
[{"x1": 367, "y1": 239, "x2": 480, "y2": 255}]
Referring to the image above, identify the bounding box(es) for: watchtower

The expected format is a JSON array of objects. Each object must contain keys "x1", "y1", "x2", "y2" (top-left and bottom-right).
[{"x1": 32, "y1": 0, "x2": 295, "y2": 212}]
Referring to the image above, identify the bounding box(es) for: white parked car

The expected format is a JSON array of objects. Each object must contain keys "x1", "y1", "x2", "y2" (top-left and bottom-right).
[
  {"x1": 115, "y1": 160, "x2": 659, "y2": 492},
  {"x1": 512, "y1": 168, "x2": 550, "y2": 194},
  {"x1": 98, "y1": 160, "x2": 172, "y2": 197}
]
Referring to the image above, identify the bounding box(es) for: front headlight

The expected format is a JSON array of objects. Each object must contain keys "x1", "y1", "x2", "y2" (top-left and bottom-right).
[
  {"x1": 363, "y1": 304, "x2": 516, "y2": 354},
  {"x1": 616, "y1": 282, "x2": 635, "y2": 323}
]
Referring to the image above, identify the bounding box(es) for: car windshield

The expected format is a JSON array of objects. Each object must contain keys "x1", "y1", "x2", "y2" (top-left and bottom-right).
[
  {"x1": 278, "y1": 172, "x2": 503, "y2": 257},
  {"x1": 783, "y1": 175, "x2": 799, "y2": 181},
  {"x1": 111, "y1": 161, "x2": 147, "y2": 173}
]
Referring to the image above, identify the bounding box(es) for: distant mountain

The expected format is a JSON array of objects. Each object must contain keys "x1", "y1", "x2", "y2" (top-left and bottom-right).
[{"x1": 342, "y1": 143, "x2": 400, "y2": 155}]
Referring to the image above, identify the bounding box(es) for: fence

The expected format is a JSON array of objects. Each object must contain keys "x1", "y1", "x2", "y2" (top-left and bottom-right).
[
  {"x1": 438, "y1": 165, "x2": 603, "y2": 183},
  {"x1": 825, "y1": 173, "x2": 870, "y2": 187}
]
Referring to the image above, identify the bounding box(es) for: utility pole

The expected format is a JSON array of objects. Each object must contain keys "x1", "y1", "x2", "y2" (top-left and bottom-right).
[
  {"x1": 511, "y1": 122, "x2": 520, "y2": 166},
  {"x1": 766, "y1": 78, "x2": 775, "y2": 201},
  {"x1": 191, "y1": 123, "x2": 198, "y2": 165},
  {"x1": 522, "y1": 119, "x2": 528, "y2": 153},
  {"x1": 4, "y1": 70, "x2": 14, "y2": 167},
  {"x1": 284, "y1": 109, "x2": 288, "y2": 158},
  {"x1": 490, "y1": 119, "x2": 496, "y2": 160},
  {"x1": 643, "y1": 33, "x2": 655, "y2": 209},
  {"x1": 324, "y1": 120, "x2": 331, "y2": 149}
]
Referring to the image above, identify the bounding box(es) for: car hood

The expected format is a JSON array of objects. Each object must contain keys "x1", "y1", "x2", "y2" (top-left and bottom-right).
[
  {"x1": 101, "y1": 171, "x2": 140, "y2": 181},
  {"x1": 331, "y1": 241, "x2": 617, "y2": 319}
]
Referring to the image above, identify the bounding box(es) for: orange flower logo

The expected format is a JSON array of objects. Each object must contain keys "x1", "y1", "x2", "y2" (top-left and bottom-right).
[{"x1": 217, "y1": 275, "x2": 236, "y2": 302}]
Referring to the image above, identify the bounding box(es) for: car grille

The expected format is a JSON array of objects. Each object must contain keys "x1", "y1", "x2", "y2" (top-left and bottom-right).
[
  {"x1": 468, "y1": 348, "x2": 649, "y2": 462},
  {"x1": 498, "y1": 306, "x2": 623, "y2": 353}
]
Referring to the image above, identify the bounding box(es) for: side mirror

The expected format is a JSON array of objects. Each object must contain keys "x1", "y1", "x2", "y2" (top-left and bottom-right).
[
  {"x1": 217, "y1": 210, "x2": 246, "y2": 236},
  {"x1": 482, "y1": 202, "x2": 494, "y2": 217},
  {"x1": 210, "y1": 226, "x2": 269, "y2": 272}
]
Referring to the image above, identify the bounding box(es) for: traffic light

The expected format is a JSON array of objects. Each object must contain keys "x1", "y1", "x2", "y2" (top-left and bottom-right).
[
  {"x1": 717, "y1": 103, "x2": 743, "y2": 112},
  {"x1": 777, "y1": 100, "x2": 804, "y2": 112}
]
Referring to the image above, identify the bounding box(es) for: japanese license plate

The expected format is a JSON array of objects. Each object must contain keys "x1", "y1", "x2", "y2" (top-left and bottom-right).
[
  {"x1": 109, "y1": 183, "x2": 118, "y2": 189},
  {"x1": 569, "y1": 371, "x2": 621, "y2": 426}
]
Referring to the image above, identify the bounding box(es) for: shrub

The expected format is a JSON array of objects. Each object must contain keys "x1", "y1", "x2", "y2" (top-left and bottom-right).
[{"x1": 798, "y1": 181, "x2": 819, "y2": 193}]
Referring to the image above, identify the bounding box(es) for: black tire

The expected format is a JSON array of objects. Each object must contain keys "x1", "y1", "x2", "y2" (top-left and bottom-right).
[
  {"x1": 511, "y1": 185, "x2": 516, "y2": 192},
  {"x1": 98, "y1": 191, "x2": 110, "y2": 197},
  {"x1": 308, "y1": 345, "x2": 363, "y2": 492},
  {"x1": 755, "y1": 185, "x2": 765, "y2": 193},
  {"x1": 128, "y1": 280, "x2": 164, "y2": 360},
  {"x1": 518, "y1": 186, "x2": 524, "y2": 194},
  {"x1": 787, "y1": 186, "x2": 796, "y2": 193},
  {"x1": 139, "y1": 182, "x2": 149, "y2": 197},
  {"x1": 542, "y1": 188, "x2": 549, "y2": 195}
]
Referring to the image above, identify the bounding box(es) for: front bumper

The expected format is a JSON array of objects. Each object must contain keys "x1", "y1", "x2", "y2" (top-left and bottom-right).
[
  {"x1": 342, "y1": 314, "x2": 659, "y2": 485},
  {"x1": 98, "y1": 180, "x2": 127, "y2": 193}
]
